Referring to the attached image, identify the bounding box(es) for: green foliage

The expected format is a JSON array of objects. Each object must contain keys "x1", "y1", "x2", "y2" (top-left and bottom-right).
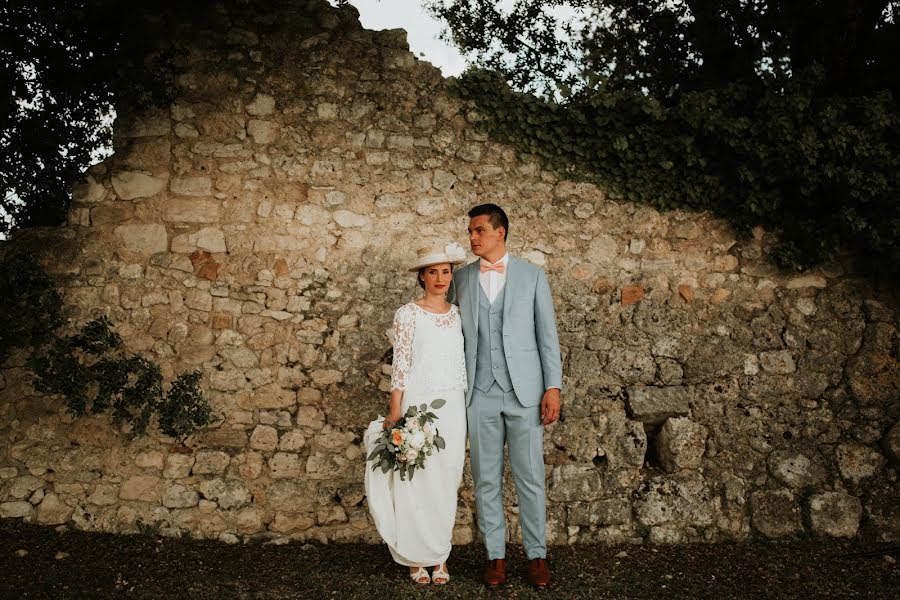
[
  {"x1": 158, "y1": 371, "x2": 212, "y2": 441},
  {"x1": 1, "y1": 253, "x2": 212, "y2": 440},
  {"x1": 451, "y1": 66, "x2": 900, "y2": 273},
  {"x1": 134, "y1": 518, "x2": 162, "y2": 537},
  {"x1": 0, "y1": 253, "x2": 65, "y2": 365},
  {"x1": 432, "y1": 1, "x2": 900, "y2": 275},
  {"x1": 1, "y1": 1, "x2": 200, "y2": 234}
]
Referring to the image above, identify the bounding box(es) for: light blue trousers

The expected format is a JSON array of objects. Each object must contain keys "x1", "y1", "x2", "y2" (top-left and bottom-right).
[{"x1": 468, "y1": 381, "x2": 547, "y2": 560}]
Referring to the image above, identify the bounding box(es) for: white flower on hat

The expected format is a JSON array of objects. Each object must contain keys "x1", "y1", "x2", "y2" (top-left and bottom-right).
[{"x1": 444, "y1": 242, "x2": 466, "y2": 263}]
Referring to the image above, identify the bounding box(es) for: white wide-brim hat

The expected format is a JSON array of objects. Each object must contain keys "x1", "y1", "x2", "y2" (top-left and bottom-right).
[{"x1": 408, "y1": 242, "x2": 468, "y2": 271}]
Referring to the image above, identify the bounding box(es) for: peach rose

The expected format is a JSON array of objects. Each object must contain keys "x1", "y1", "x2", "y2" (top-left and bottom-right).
[{"x1": 391, "y1": 429, "x2": 404, "y2": 446}]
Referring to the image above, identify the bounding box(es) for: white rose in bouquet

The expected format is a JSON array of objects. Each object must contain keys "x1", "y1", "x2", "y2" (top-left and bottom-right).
[{"x1": 408, "y1": 429, "x2": 427, "y2": 450}]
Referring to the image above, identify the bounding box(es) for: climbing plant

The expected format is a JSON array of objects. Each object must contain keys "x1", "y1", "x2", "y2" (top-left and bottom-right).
[
  {"x1": 430, "y1": 1, "x2": 900, "y2": 275},
  {"x1": 0, "y1": 252, "x2": 213, "y2": 440},
  {"x1": 450, "y1": 67, "x2": 899, "y2": 273}
]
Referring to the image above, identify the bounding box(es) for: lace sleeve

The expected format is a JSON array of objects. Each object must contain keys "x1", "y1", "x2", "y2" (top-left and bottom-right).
[{"x1": 390, "y1": 305, "x2": 416, "y2": 391}]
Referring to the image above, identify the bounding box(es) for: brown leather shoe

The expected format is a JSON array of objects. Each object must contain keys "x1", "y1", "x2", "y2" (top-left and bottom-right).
[
  {"x1": 483, "y1": 558, "x2": 507, "y2": 587},
  {"x1": 527, "y1": 558, "x2": 551, "y2": 589}
]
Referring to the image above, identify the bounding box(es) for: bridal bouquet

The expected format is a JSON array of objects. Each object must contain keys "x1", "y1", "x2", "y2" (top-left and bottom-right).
[{"x1": 367, "y1": 399, "x2": 447, "y2": 481}]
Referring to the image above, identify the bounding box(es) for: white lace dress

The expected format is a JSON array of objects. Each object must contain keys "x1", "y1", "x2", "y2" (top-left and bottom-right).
[{"x1": 363, "y1": 302, "x2": 467, "y2": 567}]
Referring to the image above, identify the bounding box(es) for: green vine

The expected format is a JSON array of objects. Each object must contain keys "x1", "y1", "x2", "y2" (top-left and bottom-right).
[
  {"x1": 1, "y1": 252, "x2": 212, "y2": 441},
  {"x1": 450, "y1": 67, "x2": 900, "y2": 275}
]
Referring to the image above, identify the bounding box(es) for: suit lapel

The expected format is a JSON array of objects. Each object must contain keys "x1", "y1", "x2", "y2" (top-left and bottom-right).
[
  {"x1": 468, "y1": 260, "x2": 480, "y2": 335},
  {"x1": 502, "y1": 255, "x2": 515, "y2": 323}
]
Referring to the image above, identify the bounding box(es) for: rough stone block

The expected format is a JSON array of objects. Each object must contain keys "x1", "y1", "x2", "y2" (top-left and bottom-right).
[
  {"x1": 270, "y1": 512, "x2": 316, "y2": 533},
  {"x1": 333, "y1": 210, "x2": 369, "y2": 228},
  {"x1": 266, "y1": 480, "x2": 317, "y2": 513},
  {"x1": 269, "y1": 452, "x2": 304, "y2": 479},
  {"x1": 246, "y1": 93, "x2": 275, "y2": 116},
  {"x1": 86, "y1": 484, "x2": 119, "y2": 506},
  {"x1": 238, "y1": 452, "x2": 264, "y2": 480},
  {"x1": 9, "y1": 475, "x2": 43, "y2": 500},
  {"x1": 750, "y1": 490, "x2": 802, "y2": 538},
  {"x1": 633, "y1": 474, "x2": 715, "y2": 528},
  {"x1": 317, "y1": 505, "x2": 347, "y2": 525},
  {"x1": 620, "y1": 284, "x2": 645, "y2": 306},
  {"x1": 170, "y1": 176, "x2": 212, "y2": 196},
  {"x1": 249, "y1": 425, "x2": 279, "y2": 452},
  {"x1": 656, "y1": 417, "x2": 707, "y2": 472},
  {"x1": 547, "y1": 465, "x2": 604, "y2": 502},
  {"x1": 241, "y1": 383, "x2": 296, "y2": 410},
  {"x1": 278, "y1": 430, "x2": 307, "y2": 452},
  {"x1": 626, "y1": 386, "x2": 692, "y2": 425},
  {"x1": 836, "y1": 442, "x2": 886, "y2": 484},
  {"x1": 90, "y1": 203, "x2": 134, "y2": 225},
  {"x1": 808, "y1": 492, "x2": 861, "y2": 537},
  {"x1": 766, "y1": 448, "x2": 827, "y2": 488},
  {"x1": 162, "y1": 199, "x2": 221, "y2": 223},
  {"x1": 198, "y1": 478, "x2": 250, "y2": 510},
  {"x1": 296, "y1": 406, "x2": 326, "y2": 431},
  {"x1": 173, "y1": 223, "x2": 225, "y2": 255},
  {"x1": 135, "y1": 450, "x2": 165, "y2": 470},
  {"x1": 247, "y1": 119, "x2": 278, "y2": 144},
  {"x1": 114, "y1": 224, "x2": 168, "y2": 255},
  {"x1": 34, "y1": 493, "x2": 73, "y2": 525},
  {"x1": 192, "y1": 450, "x2": 231, "y2": 475},
  {"x1": 1, "y1": 501, "x2": 34, "y2": 519},
  {"x1": 882, "y1": 421, "x2": 900, "y2": 467},
  {"x1": 111, "y1": 171, "x2": 166, "y2": 200},
  {"x1": 119, "y1": 475, "x2": 162, "y2": 502},
  {"x1": 163, "y1": 484, "x2": 200, "y2": 508},
  {"x1": 305, "y1": 451, "x2": 347, "y2": 479},
  {"x1": 567, "y1": 498, "x2": 631, "y2": 527},
  {"x1": 72, "y1": 175, "x2": 106, "y2": 203},
  {"x1": 235, "y1": 506, "x2": 264, "y2": 533},
  {"x1": 759, "y1": 350, "x2": 796, "y2": 374}
]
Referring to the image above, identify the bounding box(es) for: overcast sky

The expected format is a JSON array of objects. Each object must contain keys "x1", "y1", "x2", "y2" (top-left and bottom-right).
[{"x1": 334, "y1": 0, "x2": 469, "y2": 76}]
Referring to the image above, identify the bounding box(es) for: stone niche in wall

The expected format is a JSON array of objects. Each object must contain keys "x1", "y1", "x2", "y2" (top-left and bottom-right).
[{"x1": 0, "y1": 0, "x2": 898, "y2": 545}]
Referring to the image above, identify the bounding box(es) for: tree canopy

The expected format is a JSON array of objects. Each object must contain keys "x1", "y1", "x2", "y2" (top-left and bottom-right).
[
  {"x1": 1, "y1": 1, "x2": 185, "y2": 235},
  {"x1": 427, "y1": 1, "x2": 900, "y2": 275}
]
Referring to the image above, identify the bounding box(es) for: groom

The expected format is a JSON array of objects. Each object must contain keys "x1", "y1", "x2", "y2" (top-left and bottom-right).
[{"x1": 452, "y1": 203, "x2": 562, "y2": 589}]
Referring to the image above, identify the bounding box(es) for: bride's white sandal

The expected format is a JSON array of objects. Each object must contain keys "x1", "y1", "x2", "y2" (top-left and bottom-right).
[
  {"x1": 409, "y1": 566, "x2": 431, "y2": 585},
  {"x1": 431, "y1": 563, "x2": 450, "y2": 585}
]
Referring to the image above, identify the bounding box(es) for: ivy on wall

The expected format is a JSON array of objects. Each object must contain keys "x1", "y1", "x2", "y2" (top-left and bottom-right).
[
  {"x1": 0, "y1": 253, "x2": 212, "y2": 441},
  {"x1": 450, "y1": 66, "x2": 899, "y2": 275}
]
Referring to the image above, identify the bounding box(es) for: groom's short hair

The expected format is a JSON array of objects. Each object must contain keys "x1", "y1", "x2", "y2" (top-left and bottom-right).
[{"x1": 468, "y1": 203, "x2": 509, "y2": 240}]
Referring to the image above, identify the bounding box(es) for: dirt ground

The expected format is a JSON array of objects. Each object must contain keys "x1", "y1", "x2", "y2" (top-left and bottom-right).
[{"x1": 1, "y1": 520, "x2": 898, "y2": 599}]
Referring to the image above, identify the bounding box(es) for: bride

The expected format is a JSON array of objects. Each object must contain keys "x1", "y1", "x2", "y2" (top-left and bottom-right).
[{"x1": 364, "y1": 242, "x2": 468, "y2": 585}]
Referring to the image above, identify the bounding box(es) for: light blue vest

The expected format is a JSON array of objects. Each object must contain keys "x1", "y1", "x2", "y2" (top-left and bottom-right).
[{"x1": 474, "y1": 283, "x2": 513, "y2": 393}]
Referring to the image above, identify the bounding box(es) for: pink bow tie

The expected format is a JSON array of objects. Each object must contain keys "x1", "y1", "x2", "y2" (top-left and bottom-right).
[{"x1": 480, "y1": 260, "x2": 505, "y2": 274}]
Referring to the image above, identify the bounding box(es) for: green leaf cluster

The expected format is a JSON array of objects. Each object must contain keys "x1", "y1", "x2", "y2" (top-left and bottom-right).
[
  {"x1": 451, "y1": 67, "x2": 900, "y2": 274},
  {"x1": 0, "y1": 252, "x2": 212, "y2": 440}
]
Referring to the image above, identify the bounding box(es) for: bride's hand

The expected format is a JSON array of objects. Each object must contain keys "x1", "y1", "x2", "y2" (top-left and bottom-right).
[{"x1": 382, "y1": 411, "x2": 402, "y2": 430}]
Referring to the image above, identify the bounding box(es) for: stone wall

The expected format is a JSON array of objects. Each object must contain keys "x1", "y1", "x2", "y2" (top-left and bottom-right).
[{"x1": 1, "y1": 0, "x2": 898, "y2": 545}]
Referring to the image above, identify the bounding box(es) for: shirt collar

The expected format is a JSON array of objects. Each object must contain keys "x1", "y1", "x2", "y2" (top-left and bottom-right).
[{"x1": 485, "y1": 252, "x2": 509, "y2": 267}]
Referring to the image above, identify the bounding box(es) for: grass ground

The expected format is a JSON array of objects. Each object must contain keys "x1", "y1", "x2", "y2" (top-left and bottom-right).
[{"x1": 1, "y1": 520, "x2": 898, "y2": 599}]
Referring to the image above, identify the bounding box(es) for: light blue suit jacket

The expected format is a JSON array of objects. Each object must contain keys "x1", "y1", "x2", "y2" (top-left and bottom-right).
[{"x1": 452, "y1": 255, "x2": 563, "y2": 407}]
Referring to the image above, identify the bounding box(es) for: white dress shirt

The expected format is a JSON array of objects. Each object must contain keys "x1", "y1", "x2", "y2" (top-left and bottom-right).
[{"x1": 479, "y1": 252, "x2": 509, "y2": 304}]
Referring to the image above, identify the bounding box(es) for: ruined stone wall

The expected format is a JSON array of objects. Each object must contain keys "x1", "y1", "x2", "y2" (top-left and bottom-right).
[{"x1": 1, "y1": 0, "x2": 898, "y2": 545}]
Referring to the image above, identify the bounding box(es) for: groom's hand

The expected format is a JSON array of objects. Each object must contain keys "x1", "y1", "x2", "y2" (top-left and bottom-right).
[{"x1": 541, "y1": 388, "x2": 561, "y2": 426}]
